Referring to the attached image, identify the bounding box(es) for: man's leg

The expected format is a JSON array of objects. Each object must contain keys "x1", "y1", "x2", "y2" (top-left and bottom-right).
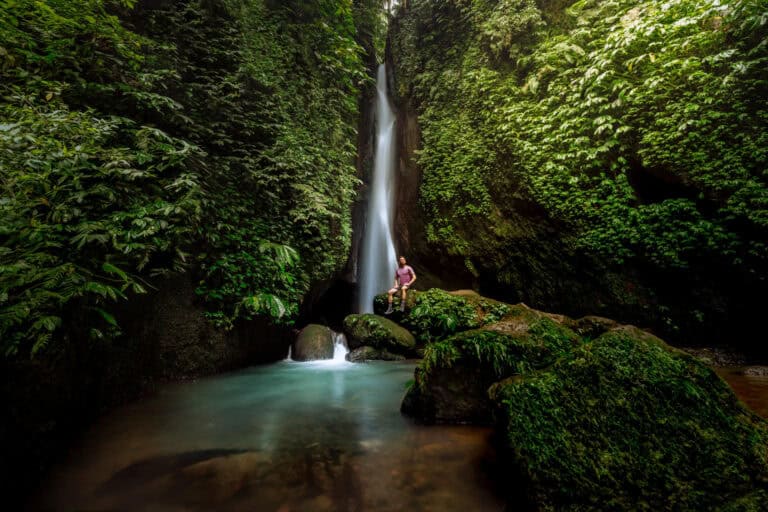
[
  {"x1": 400, "y1": 286, "x2": 408, "y2": 311},
  {"x1": 385, "y1": 287, "x2": 396, "y2": 314}
]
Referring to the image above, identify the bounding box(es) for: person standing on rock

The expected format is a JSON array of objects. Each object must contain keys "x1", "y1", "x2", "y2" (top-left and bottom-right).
[{"x1": 385, "y1": 256, "x2": 417, "y2": 314}]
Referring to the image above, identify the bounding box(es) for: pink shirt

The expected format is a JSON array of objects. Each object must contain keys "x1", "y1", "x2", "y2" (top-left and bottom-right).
[{"x1": 396, "y1": 265, "x2": 415, "y2": 286}]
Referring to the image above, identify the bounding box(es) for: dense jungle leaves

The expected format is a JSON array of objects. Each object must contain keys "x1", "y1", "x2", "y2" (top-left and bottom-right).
[
  {"x1": 394, "y1": 0, "x2": 767, "y2": 268},
  {"x1": 391, "y1": 0, "x2": 767, "y2": 336},
  {"x1": 0, "y1": 0, "x2": 376, "y2": 356}
]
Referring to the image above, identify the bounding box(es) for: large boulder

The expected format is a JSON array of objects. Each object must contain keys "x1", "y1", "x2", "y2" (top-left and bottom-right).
[
  {"x1": 292, "y1": 324, "x2": 334, "y2": 361},
  {"x1": 489, "y1": 325, "x2": 768, "y2": 510},
  {"x1": 374, "y1": 288, "x2": 512, "y2": 343},
  {"x1": 401, "y1": 305, "x2": 581, "y2": 424},
  {"x1": 342, "y1": 314, "x2": 416, "y2": 354}
]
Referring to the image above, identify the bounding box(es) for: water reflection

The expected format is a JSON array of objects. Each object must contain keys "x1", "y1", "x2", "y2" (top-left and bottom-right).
[
  {"x1": 717, "y1": 367, "x2": 768, "y2": 419},
  {"x1": 34, "y1": 361, "x2": 506, "y2": 512}
]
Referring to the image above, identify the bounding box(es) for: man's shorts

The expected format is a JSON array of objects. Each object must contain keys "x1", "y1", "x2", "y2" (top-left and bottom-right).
[{"x1": 388, "y1": 284, "x2": 409, "y2": 294}]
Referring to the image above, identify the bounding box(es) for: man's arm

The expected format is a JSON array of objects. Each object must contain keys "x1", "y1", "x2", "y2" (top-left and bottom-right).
[{"x1": 408, "y1": 267, "x2": 417, "y2": 286}]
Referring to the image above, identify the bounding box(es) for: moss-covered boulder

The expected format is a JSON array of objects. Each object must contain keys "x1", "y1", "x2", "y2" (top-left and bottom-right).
[
  {"x1": 291, "y1": 324, "x2": 334, "y2": 361},
  {"x1": 342, "y1": 314, "x2": 416, "y2": 354},
  {"x1": 374, "y1": 288, "x2": 512, "y2": 343},
  {"x1": 345, "y1": 346, "x2": 405, "y2": 362},
  {"x1": 489, "y1": 325, "x2": 768, "y2": 510},
  {"x1": 401, "y1": 305, "x2": 581, "y2": 424}
]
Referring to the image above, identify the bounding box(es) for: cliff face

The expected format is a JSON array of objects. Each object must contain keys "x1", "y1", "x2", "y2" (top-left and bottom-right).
[{"x1": 387, "y1": 0, "x2": 768, "y2": 348}]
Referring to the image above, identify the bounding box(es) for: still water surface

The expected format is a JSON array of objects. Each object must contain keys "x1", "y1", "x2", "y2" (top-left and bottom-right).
[
  {"x1": 36, "y1": 360, "x2": 506, "y2": 512},
  {"x1": 716, "y1": 367, "x2": 768, "y2": 418},
  {"x1": 33, "y1": 360, "x2": 768, "y2": 512}
]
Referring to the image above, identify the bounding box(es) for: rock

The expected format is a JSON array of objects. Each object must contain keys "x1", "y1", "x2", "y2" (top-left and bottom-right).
[
  {"x1": 402, "y1": 364, "x2": 496, "y2": 424},
  {"x1": 401, "y1": 305, "x2": 581, "y2": 424},
  {"x1": 374, "y1": 288, "x2": 512, "y2": 343},
  {"x1": 743, "y1": 366, "x2": 768, "y2": 377},
  {"x1": 292, "y1": 324, "x2": 334, "y2": 361},
  {"x1": 448, "y1": 289, "x2": 481, "y2": 297},
  {"x1": 681, "y1": 346, "x2": 751, "y2": 367},
  {"x1": 342, "y1": 314, "x2": 416, "y2": 354},
  {"x1": 372, "y1": 293, "x2": 417, "y2": 319},
  {"x1": 489, "y1": 325, "x2": 768, "y2": 511},
  {"x1": 345, "y1": 346, "x2": 405, "y2": 362},
  {"x1": 120, "y1": 274, "x2": 290, "y2": 377},
  {"x1": 564, "y1": 315, "x2": 619, "y2": 339}
]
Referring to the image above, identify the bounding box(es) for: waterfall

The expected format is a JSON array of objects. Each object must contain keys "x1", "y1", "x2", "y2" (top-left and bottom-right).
[
  {"x1": 331, "y1": 332, "x2": 349, "y2": 362},
  {"x1": 358, "y1": 64, "x2": 397, "y2": 313}
]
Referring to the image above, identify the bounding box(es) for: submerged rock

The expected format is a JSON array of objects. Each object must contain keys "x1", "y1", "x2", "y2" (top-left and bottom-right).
[
  {"x1": 342, "y1": 314, "x2": 416, "y2": 355},
  {"x1": 292, "y1": 324, "x2": 334, "y2": 361},
  {"x1": 489, "y1": 325, "x2": 768, "y2": 510},
  {"x1": 345, "y1": 346, "x2": 405, "y2": 362},
  {"x1": 744, "y1": 366, "x2": 768, "y2": 377},
  {"x1": 401, "y1": 305, "x2": 581, "y2": 424}
]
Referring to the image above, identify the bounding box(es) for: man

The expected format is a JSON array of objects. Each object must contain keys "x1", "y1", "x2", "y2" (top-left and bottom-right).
[{"x1": 385, "y1": 256, "x2": 416, "y2": 314}]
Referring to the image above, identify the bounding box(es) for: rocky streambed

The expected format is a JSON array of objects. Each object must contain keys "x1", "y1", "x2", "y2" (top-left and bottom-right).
[
  {"x1": 335, "y1": 288, "x2": 768, "y2": 510},
  {"x1": 37, "y1": 288, "x2": 768, "y2": 511}
]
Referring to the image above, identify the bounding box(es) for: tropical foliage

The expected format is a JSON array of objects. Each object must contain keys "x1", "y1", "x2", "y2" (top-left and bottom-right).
[
  {"x1": 390, "y1": 0, "x2": 767, "y2": 336},
  {"x1": 0, "y1": 0, "x2": 377, "y2": 356}
]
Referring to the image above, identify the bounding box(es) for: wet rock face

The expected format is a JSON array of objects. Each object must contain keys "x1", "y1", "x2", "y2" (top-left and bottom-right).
[
  {"x1": 118, "y1": 275, "x2": 290, "y2": 377},
  {"x1": 346, "y1": 346, "x2": 405, "y2": 362},
  {"x1": 402, "y1": 365, "x2": 496, "y2": 424},
  {"x1": 292, "y1": 324, "x2": 335, "y2": 361},
  {"x1": 490, "y1": 325, "x2": 768, "y2": 511},
  {"x1": 342, "y1": 314, "x2": 416, "y2": 355}
]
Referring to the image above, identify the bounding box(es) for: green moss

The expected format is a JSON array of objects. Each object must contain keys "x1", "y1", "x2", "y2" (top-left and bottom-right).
[
  {"x1": 423, "y1": 330, "x2": 512, "y2": 377},
  {"x1": 421, "y1": 316, "x2": 580, "y2": 381},
  {"x1": 374, "y1": 288, "x2": 512, "y2": 343},
  {"x1": 718, "y1": 490, "x2": 768, "y2": 512},
  {"x1": 390, "y1": 0, "x2": 768, "y2": 343},
  {"x1": 342, "y1": 314, "x2": 416, "y2": 353},
  {"x1": 490, "y1": 327, "x2": 768, "y2": 510},
  {"x1": 403, "y1": 302, "x2": 583, "y2": 423}
]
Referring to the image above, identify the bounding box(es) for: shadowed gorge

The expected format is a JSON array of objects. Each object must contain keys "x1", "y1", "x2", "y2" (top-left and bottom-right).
[{"x1": 1, "y1": 0, "x2": 767, "y2": 509}]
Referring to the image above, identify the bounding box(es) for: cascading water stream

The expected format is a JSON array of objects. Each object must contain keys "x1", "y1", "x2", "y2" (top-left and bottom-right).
[
  {"x1": 358, "y1": 64, "x2": 397, "y2": 313},
  {"x1": 285, "y1": 331, "x2": 349, "y2": 364},
  {"x1": 331, "y1": 332, "x2": 349, "y2": 362}
]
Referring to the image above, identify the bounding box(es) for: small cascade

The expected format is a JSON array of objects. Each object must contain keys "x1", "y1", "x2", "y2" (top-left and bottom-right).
[
  {"x1": 284, "y1": 345, "x2": 292, "y2": 361},
  {"x1": 358, "y1": 64, "x2": 398, "y2": 313},
  {"x1": 332, "y1": 332, "x2": 349, "y2": 362}
]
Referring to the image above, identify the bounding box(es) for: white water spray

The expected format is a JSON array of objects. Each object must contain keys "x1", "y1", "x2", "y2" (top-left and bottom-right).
[
  {"x1": 358, "y1": 64, "x2": 397, "y2": 313},
  {"x1": 331, "y1": 332, "x2": 349, "y2": 362}
]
